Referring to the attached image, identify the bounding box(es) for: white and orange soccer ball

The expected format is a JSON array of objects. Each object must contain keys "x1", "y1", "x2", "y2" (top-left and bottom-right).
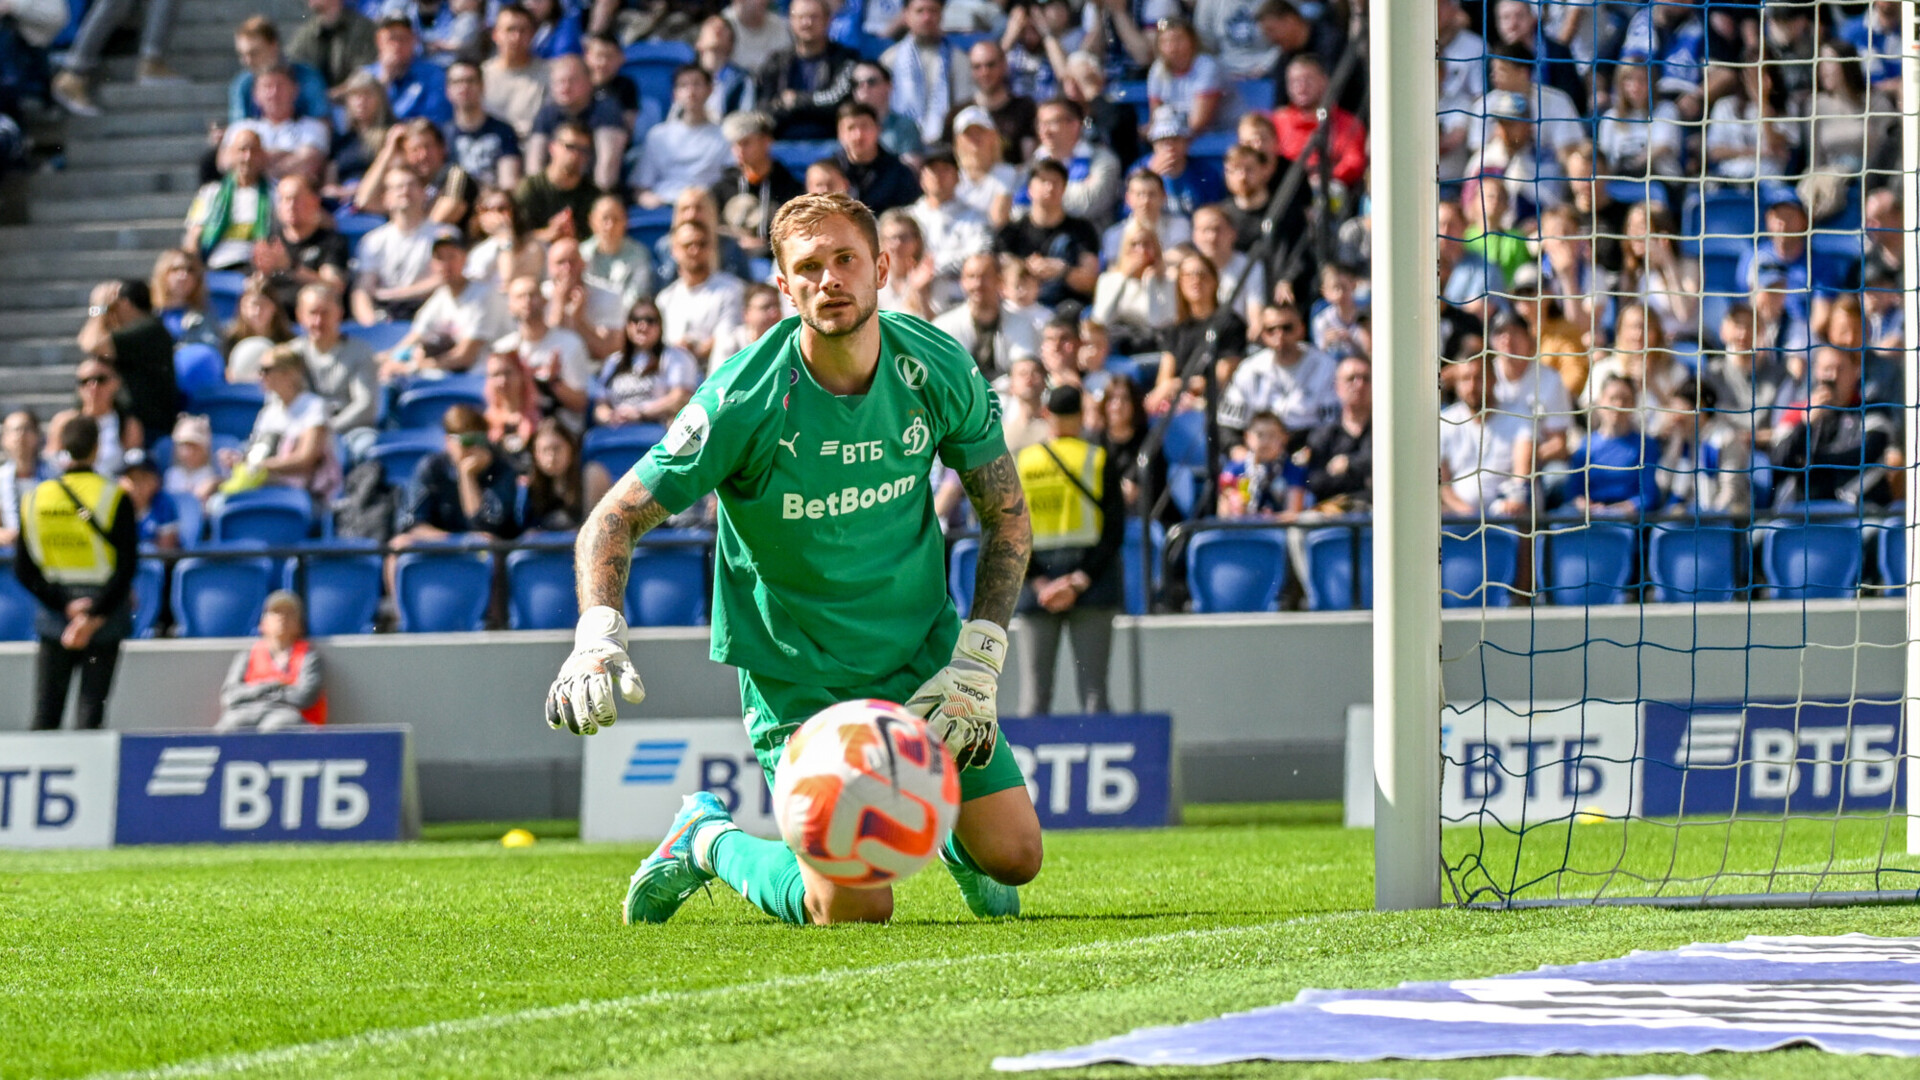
[{"x1": 773, "y1": 699, "x2": 961, "y2": 888}]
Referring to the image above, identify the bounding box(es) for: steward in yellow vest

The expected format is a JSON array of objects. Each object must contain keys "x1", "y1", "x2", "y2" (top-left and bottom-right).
[{"x1": 13, "y1": 414, "x2": 139, "y2": 730}]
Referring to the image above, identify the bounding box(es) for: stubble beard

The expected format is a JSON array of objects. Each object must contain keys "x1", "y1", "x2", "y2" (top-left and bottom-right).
[{"x1": 798, "y1": 291, "x2": 877, "y2": 339}]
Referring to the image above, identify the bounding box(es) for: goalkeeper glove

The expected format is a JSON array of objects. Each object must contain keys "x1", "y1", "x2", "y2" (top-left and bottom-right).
[
  {"x1": 545, "y1": 606, "x2": 646, "y2": 735},
  {"x1": 905, "y1": 619, "x2": 1007, "y2": 769}
]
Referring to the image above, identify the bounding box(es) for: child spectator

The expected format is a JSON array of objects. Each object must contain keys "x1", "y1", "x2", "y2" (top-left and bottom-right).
[
  {"x1": 1571, "y1": 375, "x2": 1664, "y2": 515},
  {"x1": 1310, "y1": 264, "x2": 1364, "y2": 357},
  {"x1": 216, "y1": 591, "x2": 326, "y2": 731},
  {"x1": 117, "y1": 450, "x2": 180, "y2": 551},
  {"x1": 1661, "y1": 377, "x2": 1751, "y2": 517},
  {"x1": 164, "y1": 415, "x2": 224, "y2": 513},
  {"x1": 1218, "y1": 411, "x2": 1303, "y2": 518},
  {"x1": 524, "y1": 418, "x2": 585, "y2": 532}
]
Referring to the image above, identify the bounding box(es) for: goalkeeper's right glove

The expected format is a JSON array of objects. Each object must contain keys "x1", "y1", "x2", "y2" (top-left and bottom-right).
[
  {"x1": 904, "y1": 619, "x2": 1007, "y2": 769},
  {"x1": 545, "y1": 606, "x2": 646, "y2": 735}
]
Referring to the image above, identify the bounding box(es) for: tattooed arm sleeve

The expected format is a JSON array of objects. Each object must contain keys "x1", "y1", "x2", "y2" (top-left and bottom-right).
[
  {"x1": 575, "y1": 470, "x2": 676, "y2": 612},
  {"x1": 958, "y1": 451, "x2": 1033, "y2": 629}
]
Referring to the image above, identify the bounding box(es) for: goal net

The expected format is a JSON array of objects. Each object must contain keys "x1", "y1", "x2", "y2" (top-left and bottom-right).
[{"x1": 1428, "y1": 0, "x2": 1920, "y2": 906}]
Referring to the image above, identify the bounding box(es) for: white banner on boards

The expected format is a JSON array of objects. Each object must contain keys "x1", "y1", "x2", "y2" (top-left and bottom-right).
[
  {"x1": 0, "y1": 733, "x2": 120, "y2": 849},
  {"x1": 579, "y1": 719, "x2": 781, "y2": 843}
]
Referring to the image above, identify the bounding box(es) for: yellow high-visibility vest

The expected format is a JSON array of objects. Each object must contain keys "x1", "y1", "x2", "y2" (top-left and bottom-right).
[
  {"x1": 1017, "y1": 436, "x2": 1104, "y2": 551},
  {"x1": 21, "y1": 471, "x2": 121, "y2": 586}
]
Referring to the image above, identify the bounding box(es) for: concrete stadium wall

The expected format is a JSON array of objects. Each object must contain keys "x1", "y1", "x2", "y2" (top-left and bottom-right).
[{"x1": 0, "y1": 601, "x2": 1903, "y2": 820}]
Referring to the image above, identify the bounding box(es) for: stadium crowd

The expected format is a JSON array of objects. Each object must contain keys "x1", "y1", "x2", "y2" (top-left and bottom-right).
[{"x1": 0, "y1": 0, "x2": 1911, "y2": 630}]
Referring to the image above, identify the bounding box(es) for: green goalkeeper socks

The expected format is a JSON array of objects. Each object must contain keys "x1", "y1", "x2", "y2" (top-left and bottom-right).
[{"x1": 705, "y1": 828, "x2": 811, "y2": 925}]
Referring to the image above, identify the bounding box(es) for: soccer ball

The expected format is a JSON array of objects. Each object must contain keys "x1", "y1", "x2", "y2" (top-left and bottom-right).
[{"x1": 773, "y1": 699, "x2": 961, "y2": 888}]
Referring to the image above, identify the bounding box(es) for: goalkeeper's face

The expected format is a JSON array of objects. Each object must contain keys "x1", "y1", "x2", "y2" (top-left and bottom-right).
[{"x1": 777, "y1": 215, "x2": 887, "y2": 339}]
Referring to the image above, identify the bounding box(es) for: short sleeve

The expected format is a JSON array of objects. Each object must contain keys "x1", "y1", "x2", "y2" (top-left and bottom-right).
[
  {"x1": 633, "y1": 364, "x2": 778, "y2": 514},
  {"x1": 929, "y1": 338, "x2": 1009, "y2": 472}
]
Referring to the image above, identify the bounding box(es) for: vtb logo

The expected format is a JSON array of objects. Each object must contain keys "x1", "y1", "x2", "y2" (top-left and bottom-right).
[{"x1": 622, "y1": 740, "x2": 689, "y2": 785}]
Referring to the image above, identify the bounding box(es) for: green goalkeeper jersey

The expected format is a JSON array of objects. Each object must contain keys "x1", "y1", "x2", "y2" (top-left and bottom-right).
[{"x1": 633, "y1": 311, "x2": 1009, "y2": 685}]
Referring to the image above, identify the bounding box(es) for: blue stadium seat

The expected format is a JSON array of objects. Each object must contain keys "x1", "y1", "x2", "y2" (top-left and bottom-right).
[
  {"x1": 1161, "y1": 410, "x2": 1207, "y2": 468},
  {"x1": 771, "y1": 140, "x2": 839, "y2": 177},
  {"x1": 1186, "y1": 529, "x2": 1287, "y2": 613},
  {"x1": 1189, "y1": 131, "x2": 1236, "y2": 159},
  {"x1": 1536, "y1": 521, "x2": 1638, "y2": 606},
  {"x1": 205, "y1": 270, "x2": 247, "y2": 325},
  {"x1": 623, "y1": 39, "x2": 695, "y2": 64},
  {"x1": 342, "y1": 320, "x2": 410, "y2": 353},
  {"x1": 131, "y1": 557, "x2": 165, "y2": 638},
  {"x1": 1234, "y1": 78, "x2": 1275, "y2": 111},
  {"x1": 172, "y1": 555, "x2": 275, "y2": 637},
  {"x1": 192, "y1": 383, "x2": 266, "y2": 441},
  {"x1": 506, "y1": 544, "x2": 579, "y2": 630},
  {"x1": 1646, "y1": 523, "x2": 1742, "y2": 603},
  {"x1": 211, "y1": 487, "x2": 313, "y2": 545},
  {"x1": 291, "y1": 543, "x2": 383, "y2": 636},
  {"x1": 948, "y1": 537, "x2": 978, "y2": 618},
  {"x1": 1120, "y1": 517, "x2": 1165, "y2": 615},
  {"x1": 370, "y1": 430, "x2": 446, "y2": 489},
  {"x1": 1303, "y1": 524, "x2": 1372, "y2": 611},
  {"x1": 0, "y1": 559, "x2": 36, "y2": 640},
  {"x1": 333, "y1": 211, "x2": 387, "y2": 247},
  {"x1": 393, "y1": 379, "x2": 486, "y2": 430},
  {"x1": 627, "y1": 531, "x2": 709, "y2": 626},
  {"x1": 394, "y1": 549, "x2": 493, "y2": 632},
  {"x1": 582, "y1": 424, "x2": 668, "y2": 482},
  {"x1": 1440, "y1": 526, "x2": 1519, "y2": 608},
  {"x1": 1760, "y1": 521, "x2": 1865, "y2": 600},
  {"x1": 624, "y1": 52, "x2": 692, "y2": 103},
  {"x1": 174, "y1": 343, "x2": 227, "y2": 405},
  {"x1": 175, "y1": 492, "x2": 206, "y2": 548},
  {"x1": 1875, "y1": 518, "x2": 1906, "y2": 597},
  {"x1": 625, "y1": 205, "x2": 675, "y2": 252}
]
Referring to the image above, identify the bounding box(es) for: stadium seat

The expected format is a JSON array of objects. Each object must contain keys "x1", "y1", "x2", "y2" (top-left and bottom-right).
[
  {"x1": 210, "y1": 487, "x2": 313, "y2": 545},
  {"x1": 1161, "y1": 410, "x2": 1207, "y2": 468},
  {"x1": 625, "y1": 205, "x2": 675, "y2": 252},
  {"x1": 1440, "y1": 526, "x2": 1519, "y2": 608},
  {"x1": 1234, "y1": 78, "x2": 1275, "y2": 111},
  {"x1": 292, "y1": 543, "x2": 383, "y2": 636},
  {"x1": 1120, "y1": 517, "x2": 1164, "y2": 615},
  {"x1": 1186, "y1": 529, "x2": 1287, "y2": 613},
  {"x1": 1760, "y1": 521, "x2": 1865, "y2": 601},
  {"x1": 506, "y1": 545, "x2": 579, "y2": 630},
  {"x1": 173, "y1": 343, "x2": 227, "y2": 405},
  {"x1": 1303, "y1": 524, "x2": 1373, "y2": 611},
  {"x1": 948, "y1": 537, "x2": 978, "y2": 617},
  {"x1": 623, "y1": 39, "x2": 694, "y2": 64},
  {"x1": 627, "y1": 531, "x2": 709, "y2": 626},
  {"x1": 1536, "y1": 521, "x2": 1638, "y2": 606},
  {"x1": 1875, "y1": 518, "x2": 1907, "y2": 597},
  {"x1": 171, "y1": 555, "x2": 276, "y2": 637},
  {"x1": 370, "y1": 430, "x2": 446, "y2": 489},
  {"x1": 205, "y1": 270, "x2": 246, "y2": 325},
  {"x1": 771, "y1": 139, "x2": 838, "y2": 177},
  {"x1": 394, "y1": 549, "x2": 493, "y2": 632},
  {"x1": 342, "y1": 321, "x2": 410, "y2": 353},
  {"x1": 0, "y1": 559, "x2": 36, "y2": 640},
  {"x1": 1646, "y1": 523, "x2": 1743, "y2": 603},
  {"x1": 393, "y1": 379, "x2": 486, "y2": 430},
  {"x1": 174, "y1": 492, "x2": 205, "y2": 548},
  {"x1": 192, "y1": 383, "x2": 267, "y2": 441},
  {"x1": 582, "y1": 423, "x2": 668, "y2": 481},
  {"x1": 131, "y1": 557, "x2": 165, "y2": 638},
  {"x1": 333, "y1": 210, "x2": 387, "y2": 247}
]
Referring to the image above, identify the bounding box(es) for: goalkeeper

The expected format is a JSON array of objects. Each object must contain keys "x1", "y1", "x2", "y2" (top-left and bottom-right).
[{"x1": 544, "y1": 193, "x2": 1040, "y2": 926}]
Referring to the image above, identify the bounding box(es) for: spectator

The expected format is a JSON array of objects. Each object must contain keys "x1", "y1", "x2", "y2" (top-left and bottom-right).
[
  {"x1": 290, "y1": 284, "x2": 379, "y2": 447},
  {"x1": 1270, "y1": 54, "x2": 1366, "y2": 190},
  {"x1": 694, "y1": 19, "x2": 756, "y2": 122},
  {"x1": 1303, "y1": 355, "x2": 1372, "y2": 511},
  {"x1": 594, "y1": 296, "x2": 701, "y2": 427},
  {"x1": 497, "y1": 275, "x2": 592, "y2": 429},
  {"x1": 1030, "y1": 97, "x2": 1121, "y2": 227},
  {"x1": 1102, "y1": 167, "x2": 1190, "y2": 265},
  {"x1": 1596, "y1": 60, "x2": 1682, "y2": 181},
  {"x1": 757, "y1": 0, "x2": 860, "y2": 140},
  {"x1": 1149, "y1": 251, "x2": 1246, "y2": 417},
  {"x1": 832, "y1": 101, "x2": 921, "y2": 213},
  {"x1": 951, "y1": 105, "x2": 1016, "y2": 227},
  {"x1": 0, "y1": 410, "x2": 47, "y2": 547},
  {"x1": 362, "y1": 117, "x2": 477, "y2": 228},
  {"x1": 524, "y1": 418, "x2": 585, "y2": 531},
  {"x1": 253, "y1": 176, "x2": 352, "y2": 317},
  {"x1": 850, "y1": 61, "x2": 923, "y2": 161},
  {"x1": 1436, "y1": 200, "x2": 1497, "y2": 340},
  {"x1": 74, "y1": 281, "x2": 177, "y2": 442},
  {"x1": 1310, "y1": 263, "x2": 1364, "y2": 358},
  {"x1": 325, "y1": 72, "x2": 394, "y2": 203},
  {"x1": 216, "y1": 592, "x2": 327, "y2": 731},
  {"x1": 581, "y1": 194, "x2": 656, "y2": 307},
  {"x1": 228, "y1": 66, "x2": 331, "y2": 185},
  {"x1": 1487, "y1": 311, "x2": 1571, "y2": 465},
  {"x1": 445, "y1": 60, "x2": 524, "y2": 191},
  {"x1": 366, "y1": 17, "x2": 450, "y2": 124},
  {"x1": 351, "y1": 167, "x2": 457, "y2": 325},
  {"x1": 635, "y1": 65, "x2": 733, "y2": 209},
  {"x1": 934, "y1": 252, "x2": 1038, "y2": 379},
  {"x1": 482, "y1": 349, "x2": 538, "y2": 464},
  {"x1": 1081, "y1": 0, "x2": 1175, "y2": 82},
  {"x1": 908, "y1": 147, "x2": 991, "y2": 295},
  {"x1": 482, "y1": 4, "x2": 549, "y2": 140},
  {"x1": 1661, "y1": 376, "x2": 1751, "y2": 517},
  {"x1": 1190, "y1": 204, "x2": 1264, "y2": 329},
  {"x1": 1507, "y1": 263, "x2": 1588, "y2": 401},
  {"x1": 1092, "y1": 218, "x2": 1176, "y2": 357},
  {"x1": 946, "y1": 41, "x2": 1035, "y2": 165},
  {"x1": 1217, "y1": 411, "x2": 1301, "y2": 518},
  {"x1": 185, "y1": 128, "x2": 273, "y2": 271},
  {"x1": 223, "y1": 277, "x2": 297, "y2": 379},
  {"x1": 117, "y1": 450, "x2": 179, "y2": 550},
  {"x1": 13, "y1": 415, "x2": 139, "y2": 731},
  {"x1": 543, "y1": 237, "x2": 624, "y2": 358},
  {"x1": 1740, "y1": 193, "x2": 1840, "y2": 331},
  {"x1": 1147, "y1": 17, "x2": 1225, "y2": 134},
  {"x1": 713, "y1": 282, "x2": 787, "y2": 362},
  {"x1": 994, "y1": 159, "x2": 1101, "y2": 308},
  {"x1": 1138, "y1": 107, "x2": 1223, "y2": 218},
  {"x1": 653, "y1": 186, "x2": 756, "y2": 287},
  {"x1": 1839, "y1": 0, "x2": 1902, "y2": 95},
  {"x1": 1439, "y1": 354, "x2": 1532, "y2": 519},
  {"x1": 149, "y1": 249, "x2": 222, "y2": 350},
  {"x1": 1459, "y1": 176, "x2": 1530, "y2": 284},
  {"x1": 582, "y1": 32, "x2": 640, "y2": 129},
  {"x1": 395, "y1": 404, "x2": 523, "y2": 547},
  {"x1": 1195, "y1": 0, "x2": 1277, "y2": 81},
  {"x1": 1218, "y1": 143, "x2": 1305, "y2": 263},
  {"x1": 1583, "y1": 302, "x2": 1683, "y2": 413},
  {"x1": 1096, "y1": 373, "x2": 1168, "y2": 522},
  {"x1": 656, "y1": 221, "x2": 748, "y2": 369},
  {"x1": 230, "y1": 17, "x2": 330, "y2": 123},
  {"x1": 1703, "y1": 61, "x2": 1799, "y2": 184},
  {"x1": 726, "y1": 0, "x2": 791, "y2": 73},
  {"x1": 46, "y1": 0, "x2": 182, "y2": 117},
  {"x1": 235, "y1": 345, "x2": 343, "y2": 504},
  {"x1": 1751, "y1": 267, "x2": 1812, "y2": 372},
  {"x1": 1037, "y1": 312, "x2": 1084, "y2": 389},
  {"x1": 1535, "y1": 203, "x2": 1597, "y2": 333},
  {"x1": 1000, "y1": 1, "x2": 1074, "y2": 103},
  {"x1": 1616, "y1": 202, "x2": 1700, "y2": 346},
  {"x1": 1060, "y1": 49, "x2": 1141, "y2": 171},
  {"x1": 421, "y1": 0, "x2": 486, "y2": 62},
  {"x1": 876, "y1": 210, "x2": 938, "y2": 318},
  {"x1": 1433, "y1": 0, "x2": 1485, "y2": 118},
  {"x1": 1221, "y1": 300, "x2": 1334, "y2": 439},
  {"x1": 163, "y1": 414, "x2": 224, "y2": 514},
  {"x1": 287, "y1": 0, "x2": 378, "y2": 90},
  {"x1": 523, "y1": 0, "x2": 582, "y2": 61},
  {"x1": 1810, "y1": 42, "x2": 1892, "y2": 177},
  {"x1": 1000, "y1": 354, "x2": 1052, "y2": 453},
  {"x1": 1463, "y1": 90, "x2": 1563, "y2": 217},
  {"x1": 388, "y1": 236, "x2": 511, "y2": 377},
  {"x1": 1559, "y1": 142, "x2": 1626, "y2": 276},
  {"x1": 882, "y1": 0, "x2": 972, "y2": 147},
  {"x1": 1570, "y1": 374, "x2": 1664, "y2": 515},
  {"x1": 1490, "y1": 0, "x2": 1584, "y2": 111},
  {"x1": 713, "y1": 110, "x2": 805, "y2": 257},
  {"x1": 1703, "y1": 302, "x2": 1785, "y2": 446},
  {"x1": 526, "y1": 56, "x2": 628, "y2": 195},
  {"x1": 1015, "y1": 383, "x2": 1124, "y2": 714},
  {"x1": 513, "y1": 118, "x2": 602, "y2": 241}
]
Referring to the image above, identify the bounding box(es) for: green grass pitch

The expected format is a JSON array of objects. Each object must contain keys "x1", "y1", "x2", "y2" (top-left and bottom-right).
[{"x1": 6, "y1": 803, "x2": 1920, "y2": 1080}]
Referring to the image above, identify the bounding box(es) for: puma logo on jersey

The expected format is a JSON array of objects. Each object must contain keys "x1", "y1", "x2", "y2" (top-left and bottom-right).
[
  {"x1": 781, "y1": 475, "x2": 919, "y2": 519},
  {"x1": 778, "y1": 433, "x2": 800, "y2": 457}
]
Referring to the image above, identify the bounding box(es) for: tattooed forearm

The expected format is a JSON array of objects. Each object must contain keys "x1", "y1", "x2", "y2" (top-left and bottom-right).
[
  {"x1": 959, "y1": 452, "x2": 1032, "y2": 628},
  {"x1": 576, "y1": 471, "x2": 674, "y2": 611}
]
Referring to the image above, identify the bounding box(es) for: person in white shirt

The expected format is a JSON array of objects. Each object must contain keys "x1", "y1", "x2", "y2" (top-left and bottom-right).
[
  {"x1": 933, "y1": 251, "x2": 1040, "y2": 380},
  {"x1": 880, "y1": 0, "x2": 973, "y2": 147},
  {"x1": 542, "y1": 237, "x2": 625, "y2": 357},
  {"x1": 385, "y1": 237, "x2": 512, "y2": 378},
  {"x1": 725, "y1": 0, "x2": 791, "y2": 72},
  {"x1": 0, "y1": 409, "x2": 48, "y2": 547},
  {"x1": 1487, "y1": 311, "x2": 1571, "y2": 465},
  {"x1": 876, "y1": 210, "x2": 938, "y2": 318},
  {"x1": 654, "y1": 221, "x2": 746, "y2": 367},
  {"x1": 1100, "y1": 167, "x2": 1191, "y2": 265},
  {"x1": 634, "y1": 64, "x2": 733, "y2": 209},
  {"x1": 1220, "y1": 302, "x2": 1337, "y2": 438},
  {"x1": 228, "y1": 66, "x2": 329, "y2": 184},
  {"x1": 239, "y1": 345, "x2": 342, "y2": 503},
  {"x1": 710, "y1": 282, "x2": 785, "y2": 369},
  {"x1": 952, "y1": 105, "x2": 1016, "y2": 227},
  {"x1": 183, "y1": 129, "x2": 271, "y2": 271},
  {"x1": 349, "y1": 167, "x2": 455, "y2": 325},
  {"x1": 494, "y1": 275, "x2": 591, "y2": 430},
  {"x1": 1439, "y1": 351, "x2": 1533, "y2": 517},
  {"x1": 907, "y1": 147, "x2": 990, "y2": 302},
  {"x1": 1091, "y1": 219, "x2": 1177, "y2": 357}
]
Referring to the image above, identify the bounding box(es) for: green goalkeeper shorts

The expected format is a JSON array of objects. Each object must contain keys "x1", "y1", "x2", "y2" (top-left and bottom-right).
[{"x1": 738, "y1": 629, "x2": 1027, "y2": 804}]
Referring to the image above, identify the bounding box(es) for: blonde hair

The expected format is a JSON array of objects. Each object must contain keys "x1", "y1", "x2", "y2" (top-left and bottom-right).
[
  {"x1": 768, "y1": 193, "x2": 880, "y2": 273},
  {"x1": 151, "y1": 248, "x2": 209, "y2": 312}
]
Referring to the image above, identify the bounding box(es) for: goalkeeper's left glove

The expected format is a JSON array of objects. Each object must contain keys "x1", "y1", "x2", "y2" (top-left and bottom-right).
[{"x1": 905, "y1": 619, "x2": 1007, "y2": 770}]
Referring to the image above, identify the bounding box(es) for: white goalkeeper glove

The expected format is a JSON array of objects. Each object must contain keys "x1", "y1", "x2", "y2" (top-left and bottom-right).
[
  {"x1": 545, "y1": 606, "x2": 646, "y2": 735},
  {"x1": 905, "y1": 619, "x2": 1007, "y2": 770}
]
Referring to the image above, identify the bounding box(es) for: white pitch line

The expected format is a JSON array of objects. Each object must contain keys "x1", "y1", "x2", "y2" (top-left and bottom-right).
[{"x1": 78, "y1": 911, "x2": 1368, "y2": 1080}]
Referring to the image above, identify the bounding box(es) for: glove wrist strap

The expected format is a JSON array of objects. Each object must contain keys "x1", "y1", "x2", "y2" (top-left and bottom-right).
[
  {"x1": 952, "y1": 619, "x2": 1008, "y2": 677},
  {"x1": 576, "y1": 605, "x2": 630, "y2": 651}
]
